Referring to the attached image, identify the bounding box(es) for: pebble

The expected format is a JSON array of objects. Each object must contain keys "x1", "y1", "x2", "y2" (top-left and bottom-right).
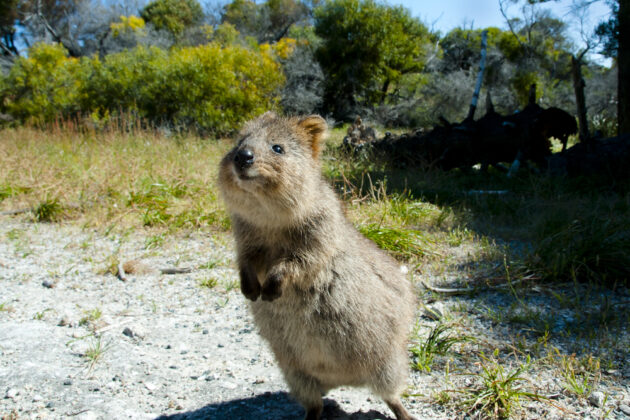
[
  {"x1": 5, "y1": 388, "x2": 19, "y2": 399},
  {"x1": 423, "y1": 303, "x2": 445, "y2": 321},
  {"x1": 588, "y1": 391, "x2": 605, "y2": 408},
  {"x1": 144, "y1": 382, "x2": 158, "y2": 392},
  {"x1": 58, "y1": 316, "x2": 72, "y2": 327},
  {"x1": 221, "y1": 381, "x2": 237, "y2": 390},
  {"x1": 619, "y1": 404, "x2": 630, "y2": 416},
  {"x1": 122, "y1": 326, "x2": 145, "y2": 339},
  {"x1": 63, "y1": 379, "x2": 72, "y2": 386},
  {"x1": 42, "y1": 279, "x2": 56, "y2": 288},
  {"x1": 32, "y1": 394, "x2": 43, "y2": 402}
]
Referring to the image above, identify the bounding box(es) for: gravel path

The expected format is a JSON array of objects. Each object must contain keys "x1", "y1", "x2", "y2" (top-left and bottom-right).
[
  {"x1": 1, "y1": 220, "x2": 628, "y2": 419},
  {"x1": 0, "y1": 221, "x2": 447, "y2": 420}
]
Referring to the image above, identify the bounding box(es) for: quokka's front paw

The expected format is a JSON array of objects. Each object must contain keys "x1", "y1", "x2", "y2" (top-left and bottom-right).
[
  {"x1": 240, "y1": 267, "x2": 261, "y2": 301},
  {"x1": 261, "y1": 273, "x2": 282, "y2": 301}
]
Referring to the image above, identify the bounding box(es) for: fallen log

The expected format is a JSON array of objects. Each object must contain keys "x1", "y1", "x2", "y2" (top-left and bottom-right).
[
  {"x1": 370, "y1": 103, "x2": 576, "y2": 171},
  {"x1": 548, "y1": 133, "x2": 630, "y2": 178}
]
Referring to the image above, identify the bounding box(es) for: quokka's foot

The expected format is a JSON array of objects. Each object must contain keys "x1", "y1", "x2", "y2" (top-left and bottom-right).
[
  {"x1": 385, "y1": 398, "x2": 416, "y2": 420},
  {"x1": 303, "y1": 405, "x2": 322, "y2": 420},
  {"x1": 261, "y1": 273, "x2": 282, "y2": 301},
  {"x1": 240, "y1": 267, "x2": 260, "y2": 301}
]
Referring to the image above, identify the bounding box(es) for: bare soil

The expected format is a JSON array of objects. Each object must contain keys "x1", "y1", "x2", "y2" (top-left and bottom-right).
[{"x1": 1, "y1": 219, "x2": 628, "y2": 419}]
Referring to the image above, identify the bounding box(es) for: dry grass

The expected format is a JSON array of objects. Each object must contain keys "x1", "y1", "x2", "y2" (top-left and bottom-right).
[
  {"x1": 0, "y1": 126, "x2": 231, "y2": 233},
  {"x1": 2, "y1": 125, "x2": 629, "y2": 418}
]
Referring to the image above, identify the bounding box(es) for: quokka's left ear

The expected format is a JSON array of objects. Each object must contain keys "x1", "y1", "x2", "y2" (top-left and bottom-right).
[{"x1": 298, "y1": 115, "x2": 328, "y2": 159}]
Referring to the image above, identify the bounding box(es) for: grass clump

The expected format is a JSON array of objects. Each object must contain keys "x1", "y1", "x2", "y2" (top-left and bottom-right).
[
  {"x1": 198, "y1": 277, "x2": 218, "y2": 289},
  {"x1": 558, "y1": 352, "x2": 601, "y2": 397},
  {"x1": 529, "y1": 216, "x2": 630, "y2": 287},
  {"x1": 83, "y1": 335, "x2": 112, "y2": 371},
  {"x1": 457, "y1": 351, "x2": 543, "y2": 419},
  {"x1": 410, "y1": 322, "x2": 472, "y2": 372},
  {"x1": 34, "y1": 198, "x2": 63, "y2": 222},
  {"x1": 79, "y1": 308, "x2": 102, "y2": 328},
  {"x1": 145, "y1": 233, "x2": 165, "y2": 250},
  {"x1": 359, "y1": 224, "x2": 430, "y2": 259}
]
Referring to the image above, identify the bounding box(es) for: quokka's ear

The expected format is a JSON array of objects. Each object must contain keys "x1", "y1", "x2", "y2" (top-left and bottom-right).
[
  {"x1": 298, "y1": 115, "x2": 328, "y2": 159},
  {"x1": 260, "y1": 110, "x2": 278, "y2": 121}
]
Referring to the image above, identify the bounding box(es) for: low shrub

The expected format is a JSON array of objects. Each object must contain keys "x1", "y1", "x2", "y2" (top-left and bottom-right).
[{"x1": 0, "y1": 41, "x2": 285, "y2": 134}]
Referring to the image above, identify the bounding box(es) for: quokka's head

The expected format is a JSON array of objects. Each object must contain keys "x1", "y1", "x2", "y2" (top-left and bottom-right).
[{"x1": 219, "y1": 112, "x2": 328, "y2": 225}]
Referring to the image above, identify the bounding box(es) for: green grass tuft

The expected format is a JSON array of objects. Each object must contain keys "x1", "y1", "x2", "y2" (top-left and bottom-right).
[
  {"x1": 198, "y1": 277, "x2": 218, "y2": 289},
  {"x1": 410, "y1": 322, "x2": 473, "y2": 372},
  {"x1": 359, "y1": 223, "x2": 430, "y2": 259},
  {"x1": 458, "y1": 351, "x2": 544, "y2": 419},
  {"x1": 34, "y1": 198, "x2": 63, "y2": 222}
]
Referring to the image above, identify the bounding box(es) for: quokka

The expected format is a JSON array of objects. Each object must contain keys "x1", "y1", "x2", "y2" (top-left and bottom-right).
[{"x1": 218, "y1": 112, "x2": 417, "y2": 420}]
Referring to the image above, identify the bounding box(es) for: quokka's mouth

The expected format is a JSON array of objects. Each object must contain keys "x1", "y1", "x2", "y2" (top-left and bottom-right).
[{"x1": 232, "y1": 164, "x2": 257, "y2": 182}]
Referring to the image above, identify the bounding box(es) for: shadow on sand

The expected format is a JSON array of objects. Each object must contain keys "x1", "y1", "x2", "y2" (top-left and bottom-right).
[{"x1": 155, "y1": 391, "x2": 396, "y2": 420}]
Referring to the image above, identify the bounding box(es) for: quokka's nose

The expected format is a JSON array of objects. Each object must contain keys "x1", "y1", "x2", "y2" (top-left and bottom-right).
[{"x1": 234, "y1": 148, "x2": 254, "y2": 169}]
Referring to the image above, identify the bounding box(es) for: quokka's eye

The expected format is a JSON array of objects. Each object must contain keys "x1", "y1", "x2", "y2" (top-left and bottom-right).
[{"x1": 271, "y1": 144, "x2": 284, "y2": 154}]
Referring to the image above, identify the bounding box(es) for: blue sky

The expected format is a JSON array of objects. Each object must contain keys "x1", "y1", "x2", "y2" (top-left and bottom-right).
[
  {"x1": 394, "y1": 0, "x2": 613, "y2": 61},
  {"x1": 395, "y1": 0, "x2": 611, "y2": 34}
]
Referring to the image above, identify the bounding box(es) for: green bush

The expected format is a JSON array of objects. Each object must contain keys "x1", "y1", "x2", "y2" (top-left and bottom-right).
[
  {"x1": 1, "y1": 41, "x2": 284, "y2": 134},
  {"x1": 0, "y1": 43, "x2": 85, "y2": 124}
]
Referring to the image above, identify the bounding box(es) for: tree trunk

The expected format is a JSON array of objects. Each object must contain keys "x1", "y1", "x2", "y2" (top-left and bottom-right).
[
  {"x1": 619, "y1": 0, "x2": 629, "y2": 134},
  {"x1": 528, "y1": 84, "x2": 537, "y2": 105},
  {"x1": 380, "y1": 79, "x2": 390, "y2": 105},
  {"x1": 572, "y1": 55, "x2": 590, "y2": 142},
  {"x1": 466, "y1": 30, "x2": 488, "y2": 121}
]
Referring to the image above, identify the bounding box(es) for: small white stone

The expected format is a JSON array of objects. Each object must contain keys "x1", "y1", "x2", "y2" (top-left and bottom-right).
[
  {"x1": 619, "y1": 404, "x2": 630, "y2": 416},
  {"x1": 5, "y1": 388, "x2": 19, "y2": 399},
  {"x1": 76, "y1": 410, "x2": 98, "y2": 420},
  {"x1": 144, "y1": 382, "x2": 159, "y2": 392},
  {"x1": 588, "y1": 391, "x2": 605, "y2": 408},
  {"x1": 221, "y1": 381, "x2": 237, "y2": 390}
]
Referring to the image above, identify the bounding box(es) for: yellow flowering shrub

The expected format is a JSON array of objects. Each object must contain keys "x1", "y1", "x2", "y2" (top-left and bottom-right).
[{"x1": 0, "y1": 41, "x2": 285, "y2": 134}]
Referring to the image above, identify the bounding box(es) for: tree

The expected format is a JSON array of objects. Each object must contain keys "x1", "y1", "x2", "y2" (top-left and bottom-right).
[
  {"x1": 314, "y1": 0, "x2": 432, "y2": 119},
  {"x1": 0, "y1": 0, "x2": 19, "y2": 57},
  {"x1": 595, "y1": 0, "x2": 619, "y2": 58},
  {"x1": 279, "y1": 25, "x2": 325, "y2": 115},
  {"x1": 15, "y1": 0, "x2": 132, "y2": 58},
  {"x1": 618, "y1": 0, "x2": 628, "y2": 134},
  {"x1": 141, "y1": 0, "x2": 204, "y2": 38},
  {"x1": 220, "y1": 0, "x2": 310, "y2": 43}
]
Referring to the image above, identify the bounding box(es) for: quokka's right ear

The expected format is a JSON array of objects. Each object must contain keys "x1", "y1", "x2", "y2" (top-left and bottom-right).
[
  {"x1": 259, "y1": 111, "x2": 278, "y2": 121},
  {"x1": 298, "y1": 115, "x2": 328, "y2": 159}
]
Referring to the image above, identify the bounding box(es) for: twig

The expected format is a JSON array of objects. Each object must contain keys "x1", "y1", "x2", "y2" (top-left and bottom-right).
[
  {"x1": 421, "y1": 277, "x2": 534, "y2": 295},
  {"x1": 66, "y1": 409, "x2": 90, "y2": 417},
  {"x1": 94, "y1": 318, "x2": 133, "y2": 334},
  {"x1": 421, "y1": 280, "x2": 474, "y2": 295},
  {"x1": 116, "y1": 262, "x2": 127, "y2": 282},
  {"x1": 159, "y1": 267, "x2": 192, "y2": 275},
  {"x1": 0, "y1": 207, "x2": 33, "y2": 215}
]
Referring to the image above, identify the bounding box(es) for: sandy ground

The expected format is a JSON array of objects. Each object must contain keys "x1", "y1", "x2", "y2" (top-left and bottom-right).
[{"x1": 1, "y1": 219, "x2": 628, "y2": 419}]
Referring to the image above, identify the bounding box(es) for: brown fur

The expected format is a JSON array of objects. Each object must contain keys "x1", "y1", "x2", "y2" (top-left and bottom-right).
[{"x1": 218, "y1": 112, "x2": 417, "y2": 420}]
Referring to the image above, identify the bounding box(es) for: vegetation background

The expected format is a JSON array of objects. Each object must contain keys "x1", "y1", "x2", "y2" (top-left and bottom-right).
[{"x1": 0, "y1": 0, "x2": 628, "y2": 418}]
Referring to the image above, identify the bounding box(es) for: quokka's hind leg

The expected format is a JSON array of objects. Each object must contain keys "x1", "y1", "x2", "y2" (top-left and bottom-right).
[
  {"x1": 371, "y1": 352, "x2": 416, "y2": 420},
  {"x1": 384, "y1": 397, "x2": 416, "y2": 420},
  {"x1": 283, "y1": 369, "x2": 324, "y2": 420}
]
